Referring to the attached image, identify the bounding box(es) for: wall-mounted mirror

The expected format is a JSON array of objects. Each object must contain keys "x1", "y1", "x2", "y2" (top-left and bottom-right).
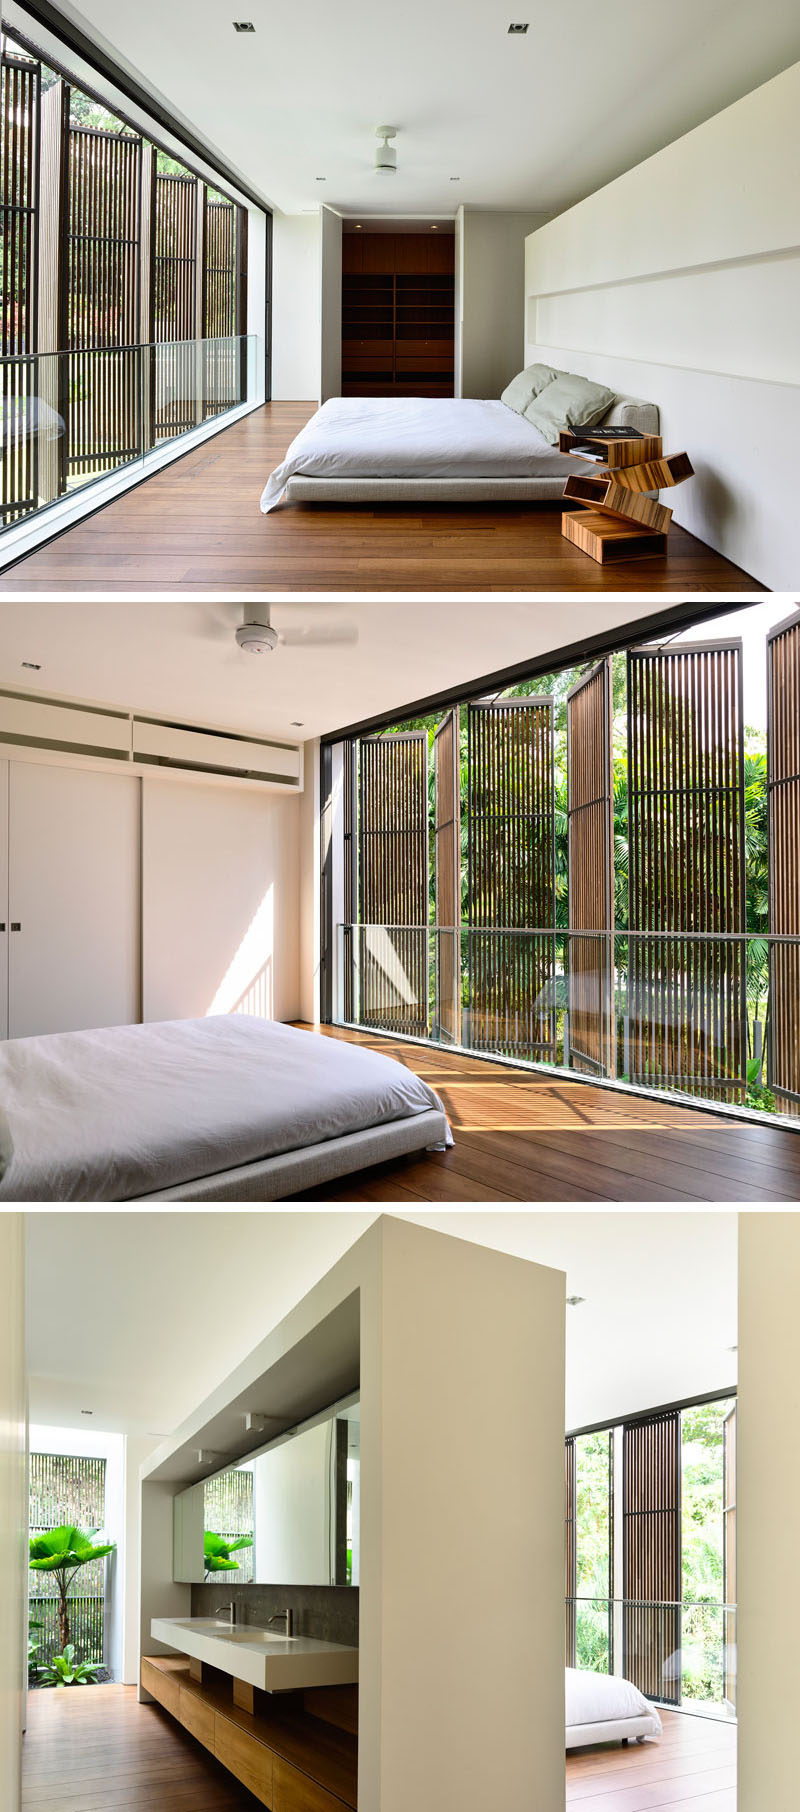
[{"x1": 173, "y1": 1396, "x2": 360, "y2": 1587}]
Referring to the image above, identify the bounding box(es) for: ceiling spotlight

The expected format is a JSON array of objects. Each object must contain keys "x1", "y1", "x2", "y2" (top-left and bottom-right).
[
  {"x1": 566, "y1": 1295, "x2": 586, "y2": 1308},
  {"x1": 232, "y1": 20, "x2": 255, "y2": 31},
  {"x1": 508, "y1": 22, "x2": 529, "y2": 33},
  {"x1": 375, "y1": 126, "x2": 398, "y2": 175}
]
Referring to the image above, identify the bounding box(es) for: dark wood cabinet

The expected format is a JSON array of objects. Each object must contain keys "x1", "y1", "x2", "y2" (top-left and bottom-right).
[{"x1": 341, "y1": 232, "x2": 454, "y2": 397}]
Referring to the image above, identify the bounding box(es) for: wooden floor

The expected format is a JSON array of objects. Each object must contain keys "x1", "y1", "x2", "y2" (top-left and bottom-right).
[
  {"x1": 1, "y1": 404, "x2": 762, "y2": 593},
  {"x1": 21, "y1": 1687, "x2": 735, "y2": 1812},
  {"x1": 291, "y1": 1026, "x2": 800, "y2": 1203},
  {"x1": 566, "y1": 1711, "x2": 736, "y2": 1812}
]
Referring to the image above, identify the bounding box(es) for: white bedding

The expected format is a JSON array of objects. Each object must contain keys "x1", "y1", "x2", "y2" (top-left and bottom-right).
[
  {"x1": 260, "y1": 396, "x2": 586, "y2": 511},
  {"x1": 566, "y1": 1667, "x2": 662, "y2": 1740},
  {"x1": 0, "y1": 1016, "x2": 451, "y2": 1203}
]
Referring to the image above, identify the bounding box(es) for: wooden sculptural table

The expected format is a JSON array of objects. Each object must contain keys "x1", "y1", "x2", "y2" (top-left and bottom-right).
[{"x1": 558, "y1": 430, "x2": 694, "y2": 563}]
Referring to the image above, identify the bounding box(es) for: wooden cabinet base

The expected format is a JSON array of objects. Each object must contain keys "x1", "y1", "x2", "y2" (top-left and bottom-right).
[
  {"x1": 561, "y1": 510, "x2": 668, "y2": 563},
  {"x1": 233, "y1": 1676, "x2": 255, "y2": 1714}
]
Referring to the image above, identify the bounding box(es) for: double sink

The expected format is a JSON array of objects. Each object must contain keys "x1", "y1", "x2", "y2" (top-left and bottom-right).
[{"x1": 151, "y1": 1615, "x2": 359, "y2": 1693}]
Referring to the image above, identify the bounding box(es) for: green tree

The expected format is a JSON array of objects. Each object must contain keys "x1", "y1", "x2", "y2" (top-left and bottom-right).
[{"x1": 29, "y1": 1526, "x2": 116, "y2": 1653}]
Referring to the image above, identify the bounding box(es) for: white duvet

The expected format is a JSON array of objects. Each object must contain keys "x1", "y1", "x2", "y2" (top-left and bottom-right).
[
  {"x1": 260, "y1": 396, "x2": 583, "y2": 511},
  {"x1": 0, "y1": 1016, "x2": 451, "y2": 1203},
  {"x1": 566, "y1": 1667, "x2": 662, "y2": 1737}
]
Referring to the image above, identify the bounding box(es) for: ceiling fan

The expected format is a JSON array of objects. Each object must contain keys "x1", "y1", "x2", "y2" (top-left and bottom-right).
[{"x1": 234, "y1": 605, "x2": 357, "y2": 655}]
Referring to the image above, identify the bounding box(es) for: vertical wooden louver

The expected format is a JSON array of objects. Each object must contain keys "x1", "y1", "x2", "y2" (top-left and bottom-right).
[
  {"x1": 767, "y1": 612, "x2": 800, "y2": 1116},
  {"x1": 722, "y1": 1403, "x2": 737, "y2": 1711},
  {"x1": 434, "y1": 708, "x2": 461, "y2": 1044},
  {"x1": 152, "y1": 166, "x2": 197, "y2": 439},
  {"x1": 567, "y1": 660, "x2": 615, "y2": 1075},
  {"x1": 466, "y1": 699, "x2": 556, "y2": 1060},
  {"x1": 622, "y1": 1412, "x2": 681, "y2": 1704},
  {"x1": 341, "y1": 738, "x2": 357, "y2": 1023},
  {"x1": 565, "y1": 1436, "x2": 577, "y2": 1667},
  {"x1": 627, "y1": 643, "x2": 746, "y2": 1099},
  {"x1": 358, "y1": 732, "x2": 429, "y2": 1035},
  {"x1": 63, "y1": 119, "x2": 141, "y2": 482},
  {"x1": 1, "y1": 42, "x2": 40, "y2": 521},
  {"x1": 203, "y1": 193, "x2": 243, "y2": 418}
]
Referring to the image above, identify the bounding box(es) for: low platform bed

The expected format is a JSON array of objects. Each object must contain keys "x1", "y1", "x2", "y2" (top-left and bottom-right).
[
  {"x1": 0, "y1": 1017, "x2": 451, "y2": 1203},
  {"x1": 565, "y1": 1667, "x2": 663, "y2": 1750}
]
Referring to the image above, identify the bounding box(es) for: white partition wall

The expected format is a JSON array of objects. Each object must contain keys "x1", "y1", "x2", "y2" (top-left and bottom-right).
[
  {"x1": 738, "y1": 1211, "x2": 800, "y2": 1812},
  {"x1": 0, "y1": 1215, "x2": 26, "y2": 1812}
]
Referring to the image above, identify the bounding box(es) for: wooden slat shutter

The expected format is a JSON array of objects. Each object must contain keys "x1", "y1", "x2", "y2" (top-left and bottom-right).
[
  {"x1": 1, "y1": 44, "x2": 40, "y2": 522},
  {"x1": 567, "y1": 660, "x2": 615, "y2": 1075},
  {"x1": 627, "y1": 642, "x2": 746, "y2": 1099},
  {"x1": 152, "y1": 166, "x2": 197, "y2": 439},
  {"x1": 63, "y1": 121, "x2": 141, "y2": 482},
  {"x1": 767, "y1": 613, "x2": 800, "y2": 1114},
  {"x1": 203, "y1": 193, "x2": 243, "y2": 418},
  {"x1": 623, "y1": 1412, "x2": 681, "y2": 1703},
  {"x1": 434, "y1": 708, "x2": 461, "y2": 1044},
  {"x1": 341, "y1": 738, "x2": 357, "y2": 1023},
  {"x1": 722, "y1": 1403, "x2": 737, "y2": 1712},
  {"x1": 565, "y1": 1436, "x2": 576, "y2": 1667},
  {"x1": 358, "y1": 731, "x2": 428, "y2": 1035},
  {"x1": 466, "y1": 699, "x2": 556, "y2": 1060}
]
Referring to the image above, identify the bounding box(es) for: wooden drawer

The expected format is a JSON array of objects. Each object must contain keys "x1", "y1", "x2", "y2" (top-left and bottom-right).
[
  {"x1": 273, "y1": 1756, "x2": 348, "y2": 1812},
  {"x1": 179, "y1": 1683, "x2": 215, "y2": 1751},
  {"x1": 215, "y1": 1714, "x2": 274, "y2": 1807},
  {"x1": 141, "y1": 1658, "x2": 180, "y2": 1719}
]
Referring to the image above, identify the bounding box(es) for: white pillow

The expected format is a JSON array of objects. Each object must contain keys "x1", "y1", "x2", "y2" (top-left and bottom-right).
[{"x1": 501, "y1": 363, "x2": 560, "y2": 414}]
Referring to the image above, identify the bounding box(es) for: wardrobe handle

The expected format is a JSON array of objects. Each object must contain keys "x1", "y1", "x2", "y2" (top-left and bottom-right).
[
  {"x1": 0, "y1": 922, "x2": 5, "y2": 932},
  {"x1": 10, "y1": 922, "x2": 21, "y2": 932}
]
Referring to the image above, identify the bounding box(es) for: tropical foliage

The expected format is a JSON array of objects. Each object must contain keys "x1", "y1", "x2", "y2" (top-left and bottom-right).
[
  {"x1": 204, "y1": 1530, "x2": 253, "y2": 1577},
  {"x1": 36, "y1": 1644, "x2": 104, "y2": 1687},
  {"x1": 28, "y1": 1526, "x2": 116, "y2": 1653}
]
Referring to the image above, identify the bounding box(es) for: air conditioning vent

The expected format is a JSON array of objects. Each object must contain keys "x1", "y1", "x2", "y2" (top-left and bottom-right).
[{"x1": 0, "y1": 691, "x2": 303, "y2": 789}]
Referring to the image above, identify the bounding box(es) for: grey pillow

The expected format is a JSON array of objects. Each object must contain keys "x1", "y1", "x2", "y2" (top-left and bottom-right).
[
  {"x1": 500, "y1": 363, "x2": 560, "y2": 414},
  {"x1": 523, "y1": 373, "x2": 616, "y2": 444},
  {"x1": 0, "y1": 1106, "x2": 13, "y2": 1182}
]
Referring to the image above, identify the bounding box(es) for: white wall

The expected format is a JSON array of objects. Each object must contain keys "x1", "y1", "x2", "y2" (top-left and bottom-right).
[
  {"x1": 738, "y1": 1211, "x2": 800, "y2": 1812},
  {"x1": 524, "y1": 61, "x2": 800, "y2": 589},
  {"x1": 460, "y1": 208, "x2": 549, "y2": 397},
  {"x1": 142, "y1": 778, "x2": 301, "y2": 1024},
  {"x1": 271, "y1": 211, "x2": 322, "y2": 401},
  {"x1": 0, "y1": 1215, "x2": 25, "y2": 1812}
]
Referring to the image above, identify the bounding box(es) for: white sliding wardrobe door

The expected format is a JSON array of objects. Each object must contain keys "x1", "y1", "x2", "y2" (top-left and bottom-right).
[
  {"x1": 8, "y1": 761, "x2": 140, "y2": 1039},
  {"x1": 0, "y1": 763, "x2": 8, "y2": 1038},
  {"x1": 142, "y1": 778, "x2": 300, "y2": 1023}
]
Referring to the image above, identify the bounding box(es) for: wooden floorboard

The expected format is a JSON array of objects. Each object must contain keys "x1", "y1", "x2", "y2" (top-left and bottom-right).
[
  {"x1": 22, "y1": 1685, "x2": 259, "y2": 1810},
  {"x1": 290, "y1": 1025, "x2": 800, "y2": 1203},
  {"x1": 1, "y1": 404, "x2": 763, "y2": 593},
  {"x1": 21, "y1": 1686, "x2": 735, "y2": 1812},
  {"x1": 566, "y1": 1710, "x2": 736, "y2": 1812}
]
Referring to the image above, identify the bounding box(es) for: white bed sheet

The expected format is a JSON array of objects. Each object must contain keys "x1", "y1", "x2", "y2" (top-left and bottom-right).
[
  {"x1": 260, "y1": 396, "x2": 586, "y2": 512},
  {"x1": 566, "y1": 1667, "x2": 662, "y2": 1738},
  {"x1": 0, "y1": 1016, "x2": 451, "y2": 1203}
]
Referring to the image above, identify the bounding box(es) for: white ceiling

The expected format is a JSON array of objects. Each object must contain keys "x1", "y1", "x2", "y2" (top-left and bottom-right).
[
  {"x1": 53, "y1": 1, "x2": 800, "y2": 216},
  {"x1": 26, "y1": 1210, "x2": 738, "y2": 1441},
  {"x1": 0, "y1": 597, "x2": 735, "y2": 745}
]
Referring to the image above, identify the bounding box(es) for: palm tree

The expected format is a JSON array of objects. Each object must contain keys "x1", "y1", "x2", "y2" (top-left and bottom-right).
[{"x1": 29, "y1": 1526, "x2": 116, "y2": 1653}]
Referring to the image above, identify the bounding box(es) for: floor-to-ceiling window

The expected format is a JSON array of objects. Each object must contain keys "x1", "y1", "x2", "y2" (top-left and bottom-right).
[{"x1": 324, "y1": 599, "x2": 800, "y2": 1129}]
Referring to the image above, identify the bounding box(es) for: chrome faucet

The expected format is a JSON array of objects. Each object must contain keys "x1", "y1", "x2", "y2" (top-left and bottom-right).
[
  {"x1": 214, "y1": 1601, "x2": 237, "y2": 1626},
  {"x1": 266, "y1": 1608, "x2": 294, "y2": 1638}
]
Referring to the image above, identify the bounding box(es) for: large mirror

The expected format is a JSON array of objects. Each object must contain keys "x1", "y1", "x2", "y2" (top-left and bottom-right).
[{"x1": 173, "y1": 1397, "x2": 360, "y2": 1587}]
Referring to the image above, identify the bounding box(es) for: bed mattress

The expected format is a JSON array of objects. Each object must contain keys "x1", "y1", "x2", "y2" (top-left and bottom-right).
[
  {"x1": 0, "y1": 1017, "x2": 451, "y2": 1203},
  {"x1": 260, "y1": 396, "x2": 589, "y2": 512},
  {"x1": 566, "y1": 1667, "x2": 662, "y2": 1745}
]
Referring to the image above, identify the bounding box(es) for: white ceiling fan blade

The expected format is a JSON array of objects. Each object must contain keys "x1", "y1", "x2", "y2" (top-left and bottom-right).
[{"x1": 277, "y1": 626, "x2": 358, "y2": 648}]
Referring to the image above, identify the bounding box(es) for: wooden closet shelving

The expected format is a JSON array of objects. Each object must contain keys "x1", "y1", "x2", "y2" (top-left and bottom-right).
[{"x1": 342, "y1": 231, "x2": 454, "y2": 397}]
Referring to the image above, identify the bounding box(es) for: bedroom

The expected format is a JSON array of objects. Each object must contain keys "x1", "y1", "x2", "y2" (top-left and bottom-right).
[
  {"x1": 2, "y1": 1208, "x2": 798, "y2": 1812},
  {"x1": 1, "y1": 591, "x2": 799, "y2": 1205},
  {"x1": 0, "y1": 0, "x2": 798, "y2": 592}
]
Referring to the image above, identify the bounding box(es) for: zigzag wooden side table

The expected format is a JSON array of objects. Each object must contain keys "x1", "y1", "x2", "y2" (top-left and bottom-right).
[{"x1": 558, "y1": 430, "x2": 694, "y2": 563}]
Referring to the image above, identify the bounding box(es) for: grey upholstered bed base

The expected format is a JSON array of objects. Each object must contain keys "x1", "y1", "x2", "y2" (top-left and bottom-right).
[
  {"x1": 284, "y1": 396, "x2": 659, "y2": 505},
  {"x1": 130, "y1": 1107, "x2": 448, "y2": 1202}
]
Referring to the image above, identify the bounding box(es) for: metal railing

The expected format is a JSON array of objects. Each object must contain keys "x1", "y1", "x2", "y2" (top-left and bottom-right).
[{"x1": 567, "y1": 1596, "x2": 737, "y2": 1717}]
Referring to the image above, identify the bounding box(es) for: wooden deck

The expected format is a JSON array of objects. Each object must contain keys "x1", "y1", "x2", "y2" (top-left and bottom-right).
[
  {"x1": 291, "y1": 1026, "x2": 800, "y2": 1203},
  {"x1": 0, "y1": 403, "x2": 762, "y2": 593},
  {"x1": 567, "y1": 1710, "x2": 736, "y2": 1812},
  {"x1": 21, "y1": 1686, "x2": 735, "y2": 1812}
]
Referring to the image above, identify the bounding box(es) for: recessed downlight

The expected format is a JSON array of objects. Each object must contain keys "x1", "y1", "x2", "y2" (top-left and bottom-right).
[
  {"x1": 566, "y1": 1295, "x2": 586, "y2": 1308},
  {"x1": 354, "y1": 223, "x2": 363, "y2": 230},
  {"x1": 22, "y1": 660, "x2": 41, "y2": 670},
  {"x1": 450, "y1": 176, "x2": 460, "y2": 182},
  {"x1": 315, "y1": 176, "x2": 326, "y2": 182},
  {"x1": 508, "y1": 22, "x2": 529, "y2": 33},
  {"x1": 81, "y1": 1408, "x2": 93, "y2": 1416},
  {"x1": 430, "y1": 224, "x2": 438, "y2": 231},
  {"x1": 232, "y1": 20, "x2": 255, "y2": 31},
  {"x1": 291, "y1": 720, "x2": 304, "y2": 727}
]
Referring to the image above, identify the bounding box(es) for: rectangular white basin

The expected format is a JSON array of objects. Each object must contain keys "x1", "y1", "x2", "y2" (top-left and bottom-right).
[{"x1": 150, "y1": 1615, "x2": 358, "y2": 1693}]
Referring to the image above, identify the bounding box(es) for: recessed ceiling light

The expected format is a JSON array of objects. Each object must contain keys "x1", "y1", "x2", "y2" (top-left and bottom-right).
[
  {"x1": 450, "y1": 177, "x2": 460, "y2": 182},
  {"x1": 81, "y1": 1408, "x2": 93, "y2": 1416},
  {"x1": 22, "y1": 660, "x2": 41, "y2": 670},
  {"x1": 232, "y1": 20, "x2": 255, "y2": 31},
  {"x1": 291, "y1": 720, "x2": 304, "y2": 727},
  {"x1": 430, "y1": 224, "x2": 438, "y2": 231},
  {"x1": 566, "y1": 1295, "x2": 586, "y2": 1308},
  {"x1": 728, "y1": 1344, "x2": 738, "y2": 1353},
  {"x1": 315, "y1": 176, "x2": 326, "y2": 182},
  {"x1": 508, "y1": 22, "x2": 529, "y2": 33},
  {"x1": 354, "y1": 223, "x2": 363, "y2": 230}
]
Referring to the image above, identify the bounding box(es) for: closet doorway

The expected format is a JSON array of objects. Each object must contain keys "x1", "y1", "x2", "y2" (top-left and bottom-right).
[{"x1": 341, "y1": 221, "x2": 455, "y2": 398}]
